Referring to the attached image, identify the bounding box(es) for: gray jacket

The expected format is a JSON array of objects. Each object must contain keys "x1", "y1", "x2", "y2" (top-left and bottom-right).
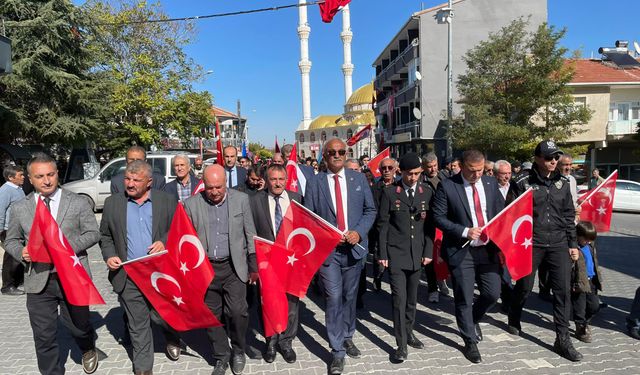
[
  {"x1": 183, "y1": 189, "x2": 257, "y2": 283},
  {"x1": 4, "y1": 189, "x2": 100, "y2": 294}
]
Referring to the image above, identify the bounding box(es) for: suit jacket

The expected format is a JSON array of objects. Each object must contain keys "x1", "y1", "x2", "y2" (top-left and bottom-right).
[
  {"x1": 304, "y1": 168, "x2": 377, "y2": 261},
  {"x1": 99, "y1": 190, "x2": 178, "y2": 293},
  {"x1": 432, "y1": 174, "x2": 505, "y2": 267},
  {"x1": 4, "y1": 189, "x2": 100, "y2": 294},
  {"x1": 378, "y1": 181, "x2": 434, "y2": 270},
  {"x1": 111, "y1": 171, "x2": 167, "y2": 194},
  {"x1": 162, "y1": 174, "x2": 200, "y2": 200},
  {"x1": 183, "y1": 189, "x2": 257, "y2": 282},
  {"x1": 228, "y1": 166, "x2": 248, "y2": 190},
  {"x1": 250, "y1": 190, "x2": 302, "y2": 241}
]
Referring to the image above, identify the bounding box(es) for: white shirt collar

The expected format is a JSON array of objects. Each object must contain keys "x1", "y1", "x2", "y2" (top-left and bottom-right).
[
  {"x1": 5, "y1": 181, "x2": 19, "y2": 189},
  {"x1": 35, "y1": 187, "x2": 61, "y2": 202},
  {"x1": 328, "y1": 168, "x2": 346, "y2": 179}
]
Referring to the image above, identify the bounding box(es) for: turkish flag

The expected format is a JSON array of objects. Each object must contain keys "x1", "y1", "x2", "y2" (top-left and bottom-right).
[
  {"x1": 27, "y1": 199, "x2": 105, "y2": 306},
  {"x1": 319, "y1": 0, "x2": 351, "y2": 23},
  {"x1": 579, "y1": 170, "x2": 617, "y2": 232},
  {"x1": 432, "y1": 229, "x2": 449, "y2": 281},
  {"x1": 254, "y1": 237, "x2": 289, "y2": 337},
  {"x1": 166, "y1": 204, "x2": 214, "y2": 296},
  {"x1": 285, "y1": 143, "x2": 300, "y2": 193},
  {"x1": 347, "y1": 124, "x2": 372, "y2": 146},
  {"x1": 123, "y1": 251, "x2": 222, "y2": 331},
  {"x1": 215, "y1": 119, "x2": 224, "y2": 166},
  {"x1": 367, "y1": 147, "x2": 391, "y2": 178},
  {"x1": 482, "y1": 189, "x2": 534, "y2": 281},
  {"x1": 272, "y1": 200, "x2": 343, "y2": 298},
  {"x1": 192, "y1": 180, "x2": 205, "y2": 195}
]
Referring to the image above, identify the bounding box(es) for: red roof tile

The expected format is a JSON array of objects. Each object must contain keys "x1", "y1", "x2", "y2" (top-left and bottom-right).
[
  {"x1": 568, "y1": 59, "x2": 640, "y2": 84},
  {"x1": 209, "y1": 105, "x2": 245, "y2": 120}
]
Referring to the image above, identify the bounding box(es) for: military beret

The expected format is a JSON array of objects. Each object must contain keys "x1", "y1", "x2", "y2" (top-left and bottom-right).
[{"x1": 399, "y1": 152, "x2": 421, "y2": 171}]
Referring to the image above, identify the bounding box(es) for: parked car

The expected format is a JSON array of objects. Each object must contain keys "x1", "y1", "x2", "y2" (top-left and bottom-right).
[{"x1": 62, "y1": 152, "x2": 198, "y2": 211}]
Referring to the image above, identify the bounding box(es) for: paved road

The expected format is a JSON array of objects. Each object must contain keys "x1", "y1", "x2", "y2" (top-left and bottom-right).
[{"x1": 0, "y1": 213, "x2": 638, "y2": 374}]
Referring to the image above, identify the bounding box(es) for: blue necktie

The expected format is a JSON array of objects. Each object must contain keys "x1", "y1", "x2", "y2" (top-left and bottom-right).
[{"x1": 274, "y1": 195, "x2": 282, "y2": 235}]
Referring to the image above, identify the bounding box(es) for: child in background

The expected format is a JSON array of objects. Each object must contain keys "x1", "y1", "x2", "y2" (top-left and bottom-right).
[{"x1": 571, "y1": 221, "x2": 604, "y2": 343}]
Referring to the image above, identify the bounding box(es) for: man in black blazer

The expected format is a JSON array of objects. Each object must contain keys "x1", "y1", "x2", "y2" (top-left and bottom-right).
[
  {"x1": 250, "y1": 164, "x2": 303, "y2": 364},
  {"x1": 223, "y1": 146, "x2": 247, "y2": 190},
  {"x1": 100, "y1": 160, "x2": 181, "y2": 374},
  {"x1": 163, "y1": 154, "x2": 201, "y2": 201},
  {"x1": 110, "y1": 146, "x2": 166, "y2": 194},
  {"x1": 378, "y1": 153, "x2": 433, "y2": 362},
  {"x1": 432, "y1": 150, "x2": 505, "y2": 364}
]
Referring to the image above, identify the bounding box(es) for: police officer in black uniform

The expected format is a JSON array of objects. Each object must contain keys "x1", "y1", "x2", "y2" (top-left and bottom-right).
[
  {"x1": 507, "y1": 140, "x2": 583, "y2": 362},
  {"x1": 377, "y1": 153, "x2": 434, "y2": 362}
]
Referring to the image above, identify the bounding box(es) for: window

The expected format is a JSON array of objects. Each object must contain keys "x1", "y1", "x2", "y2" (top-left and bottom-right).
[
  {"x1": 628, "y1": 183, "x2": 640, "y2": 192},
  {"x1": 332, "y1": 130, "x2": 339, "y2": 137},
  {"x1": 300, "y1": 150, "x2": 306, "y2": 158},
  {"x1": 321, "y1": 131, "x2": 327, "y2": 142},
  {"x1": 573, "y1": 96, "x2": 587, "y2": 108},
  {"x1": 348, "y1": 148, "x2": 354, "y2": 158},
  {"x1": 618, "y1": 103, "x2": 630, "y2": 121},
  {"x1": 347, "y1": 128, "x2": 353, "y2": 139},
  {"x1": 299, "y1": 133, "x2": 305, "y2": 143},
  {"x1": 632, "y1": 102, "x2": 640, "y2": 120},
  {"x1": 310, "y1": 132, "x2": 316, "y2": 142},
  {"x1": 100, "y1": 160, "x2": 126, "y2": 181},
  {"x1": 149, "y1": 157, "x2": 166, "y2": 178}
]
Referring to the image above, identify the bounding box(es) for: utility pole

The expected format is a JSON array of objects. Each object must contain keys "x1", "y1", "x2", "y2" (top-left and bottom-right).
[
  {"x1": 236, "y1": 99, "x2": 242, "y2": 149},
  {"x1": 437, "y1": 0, "x2": 454, "y2": 159}
]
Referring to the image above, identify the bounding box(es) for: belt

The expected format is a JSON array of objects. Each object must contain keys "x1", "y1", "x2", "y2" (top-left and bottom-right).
[{"x1": 210, "y1": 257, "x2": 229, "y2": 264}]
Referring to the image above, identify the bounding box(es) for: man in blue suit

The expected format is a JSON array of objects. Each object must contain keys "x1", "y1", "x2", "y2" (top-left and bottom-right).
[
  {"x1": 432, "y1": 149, "x2": 505, "y2": 364},
  {"x1": 304, "y1": 138, "x2": 376, "y2": 375}
]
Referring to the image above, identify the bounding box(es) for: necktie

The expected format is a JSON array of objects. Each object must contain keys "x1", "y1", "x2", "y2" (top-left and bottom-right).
[
  {"x1": 408, "y1": 188, "x2": 414, "y2": 204},
  {"x1": 228, "y1": 168, "x2": 233, "y2": 188},
  {"x1": 43, "y1": 196, "x2": 52, "y2": 212},
  {"x1": 274, "y1": 195, "x2": 282, "y2": 235},
  {"x1": 333, "y1": 174, "x2": 346, "y2": 231},
  {"x1": 471, "y1": 182, "x2": 485, "y2": 227}
]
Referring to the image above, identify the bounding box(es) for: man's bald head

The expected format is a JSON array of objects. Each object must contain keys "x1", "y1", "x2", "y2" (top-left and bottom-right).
[
  {"x1": 203, "y1": 164, "x2": 227, "y2": 204},
  {"x1": 272, "y1": 152, "x2": 285, "y2": 165}
]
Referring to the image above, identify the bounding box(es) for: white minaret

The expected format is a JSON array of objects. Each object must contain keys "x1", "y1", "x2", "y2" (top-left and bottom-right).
[
  {"x1": 341, "y1": 4, "x2": 354, "y2": 104},
  {"x1": 298, "y1": 0, "x2": 312, "y2": 129}
]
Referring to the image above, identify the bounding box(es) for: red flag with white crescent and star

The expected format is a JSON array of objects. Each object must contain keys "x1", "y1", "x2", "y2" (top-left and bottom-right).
[
  {"x1": 432, "y1": 228, "x2": 449, "y2": 281},
  {"x1": 215, "y1": 119, "x2": 224, "y2": 166},
  {"x1": 166, "y1": 204, "x2": 214, "y2": 296},
  {"x1": 579, "y1": 170, "x2": 617, "y2": 233},
  {"x1": 367, "y1": 147, "x2": 391, "y2": 178},
  {"x1": 482, "y1": 189, "x2": 534, "y2": 281},
  {"x1": 27, "y1": 199, "x2": 105, "y2": 306},
  {"x1": 254, "y1": 237, "x2": 289, "y2": 337},
  {"x1": 319, "y1": 0, "x2": 351, "y2": 23},
  {"x1": 285, "y1": 143, "x2": 300, "y2": 193},
  {"x1": 123, "y1": 251, "x2": 222, "y2": 331}
]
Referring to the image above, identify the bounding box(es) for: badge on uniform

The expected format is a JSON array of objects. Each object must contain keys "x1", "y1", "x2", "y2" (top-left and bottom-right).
[
  {"x1": 395, "y1": 199, "x2": 401, "y2": 210},
  {"x1": 420, "y1": 212, "x2": 427, "y2": 220},
  {"x1": 554, "y1": 180, "x2": 563, "y2": 190},
  {"x1": 356, "y1": 185, "x2": 361, "y2": 191}
]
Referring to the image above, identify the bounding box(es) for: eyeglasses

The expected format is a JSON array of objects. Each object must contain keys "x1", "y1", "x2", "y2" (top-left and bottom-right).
[
  {"x1": 380, "y1": 166, "x2": 395, "y2": 171},
  {"x1": 543, "y1": 154, "x2": 561, "y2": 161},
  {"x1": 326, "y1": 149, "x2": 347, "y2": 156}
]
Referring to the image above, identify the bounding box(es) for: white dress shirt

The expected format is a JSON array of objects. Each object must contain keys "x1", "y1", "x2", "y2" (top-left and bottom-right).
[
  {"x1": 268, "y1": 190, "x2": 291, "y2": 237},
  {"x1": 402, "y1": 182, "x2": 418, "y2": 198},
  {"x1": 327, "y1": 169, "x2": 349, "y2": 230},
  {"x1": 498, "y1": 183, "x2": 509, "y2": 200},
  {"x1": 35, "y1": 188, "x2": 62, "y2": 222},
  {"x1": 461, "y1": 176, "x2": 488, "y2": 246}
]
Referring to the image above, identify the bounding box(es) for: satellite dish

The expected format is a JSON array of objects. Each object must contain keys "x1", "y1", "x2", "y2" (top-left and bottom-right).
[
  {"x1": 634, "y1": 41, "x2": 640, "y2": 56},
  {"x1": 413, "y1": 107, "x2": 422, "y2": 119},
  {"x1": 415, "y1": 71, "x2": 422, "y2": 81}
]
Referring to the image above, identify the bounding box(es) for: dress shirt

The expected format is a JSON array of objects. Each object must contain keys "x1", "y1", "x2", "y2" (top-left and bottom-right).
[
  {"x1": 35, "y1": 188, "x2": 62, "y2": 221},
  {"x1": 402, "y1": 182, "x2": 418, "y2": 198},
  {"x1": 206, "y1": 194, "x2": 230, "y2": 260},
  {"x1": 268, "y1": 190, "x2": 290, "y2": 238},
  {"x1": 498, "y1": 183, "x2": 509, "y2": 200},
  {"x1": 126, "y1": 196, "x2": 153, "y2": 260},
  {"x1": 327, "y1": 169, "x2": 349, "y2": 230},
  {"x1": 461, "y1": 176, "x2": 489, "y2": 247}
]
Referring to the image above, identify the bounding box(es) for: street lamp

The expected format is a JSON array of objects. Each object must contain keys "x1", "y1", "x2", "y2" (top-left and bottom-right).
[{"x1": 436, "y1": 1, "x2": 454, "y2": 160}]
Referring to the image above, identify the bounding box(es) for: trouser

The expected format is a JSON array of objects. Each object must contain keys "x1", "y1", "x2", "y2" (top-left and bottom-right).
[
  {"x1": 500, "y1": 264, "x2": 513, "y2": 307},
  {"x1": 449, "y1": 249, "x2": 500, "y2": 344},
  {"x1": 1, "y1": 250, "x2": 24, "y2": 289},
  {"x1": 205, "y1": 259, "x2": 248, "y2": 362},
  {"x1": 264, "y1": 293, "x2": 300, "y2": 350},
  {"x1": 629, "y1": 287, "x2": 640, "y2": 321},
  {"x1": 119, "y1": 278, "x2": 180, "y2": 373},
  {"x1": 538, "y1": 261, "x2": 550, "y2": 295},
  {"x1": 425, "y1": 262, "x2": 438, "y2": 293},
  {"x1": 319, "y1": 250, "x2": 364, "y2": 359},
  {"x1": 389, "y1": 267, "x2": 421, "y2": 348},
  {"x1": 571, "y1": 280, "x2": 600, "y2": 325},
  {"x1": 509, "y1": 245, "x2": 572, "y2": 337},
  {"x1": 27, "y1": 274, "x2": 95, "y2": 375}
]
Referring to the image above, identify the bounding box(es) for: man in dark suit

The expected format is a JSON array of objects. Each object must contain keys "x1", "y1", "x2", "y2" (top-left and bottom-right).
[
  {"x1": 378, "y1": 153, "x2": 433, "y2": 362},
  {"x1": 110, "y1": 146, "x2": 166, "y2": 194},
  {"x1": 223, "y1": 146, "x2": 247, "y2": 190},
  {"x1": 304, "y1": 138, "x2": 376, "y2": 375},
  {"x1": 163, "y1": 154, "x2": 200, "y2": 201},
  {"x1": 100, "y1": 160, "x2": 181, "y2": 375},
  {"x1": 4, "y1": 153, "x2": 100, "y2": 374},
  {"x1": 183, "y1": 164, "x2": 258, "y2": 375},
  {"x1": 237, "y1": 165, "x2": 264, "y2": 197},
  {"x1": 250, "y1": 164, "x2": 302, "y2": 364},
  {"x1": 432, "y1": 150, "x2": 505, "y2": 363}
]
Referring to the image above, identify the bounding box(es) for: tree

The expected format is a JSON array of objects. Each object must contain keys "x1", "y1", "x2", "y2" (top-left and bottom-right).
[
  {"x1": 248, "y1": 142, "x2": 272, "y2": 159},
  {"x1": 454, "y1": 18, "x2": 592, "y2": 159},
  {"x1": 0, "y1": 0, "x2": 108, "y2": 145}
]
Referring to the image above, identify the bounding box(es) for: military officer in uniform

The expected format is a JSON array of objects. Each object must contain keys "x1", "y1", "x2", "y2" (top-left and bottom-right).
[{"x1": 377, "y1": 153, "x2": 434, "y2": 362}]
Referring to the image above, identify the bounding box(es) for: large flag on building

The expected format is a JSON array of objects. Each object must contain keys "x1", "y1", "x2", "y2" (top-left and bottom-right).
[
  {"x1": 482, "y1": 189, "x2": 534, "y2": 281},
  {"x1": 346, "y1": 124, "x2": 372, "y2": 146},
  {"x1": 319, "y1": 0, "x2": 351, "y2": 23},
  {"x1": 367, "y1": 147, "x2": 390, "y2": 178},
  {"x1": 27, "y1": 199, "x2": 105, "y2": 306},
  {"x1": 579, "y1": 170, "x2": 618, "y2": 233},
  {"x1": 285, "y1": 143, "x2": 300, "y2": 193},
  {"x1": 254, "y1": 237, "x2": 289, "y2": 337}
]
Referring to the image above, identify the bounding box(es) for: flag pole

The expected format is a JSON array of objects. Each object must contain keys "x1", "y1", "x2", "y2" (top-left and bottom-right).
[{"x1": 577, "y1": 169, "x2": 618, "y2": 208}]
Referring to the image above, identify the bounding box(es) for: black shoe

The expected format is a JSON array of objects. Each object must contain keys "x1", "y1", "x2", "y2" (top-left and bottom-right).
[
  {"x1": 374, "y1": 277, "x2": 382, "y2": 292},
  {"x1": 263, "y1": 341, "x2": 277, "y2": 363},
  {"x1": 575, "y1": 323, "x2": 592, "y2": 343},
  {"x1": 1, "y1": 286, "x2": 24, "y2": 296},
  {"x1": 230, "y1": 353, "x2": 246, "y2": 375},
  {"x1": 343, "y1": 339, "x2": 361, "y2": 358},
  {"x1": 329, "y1": 357, "x2": 345, "y2": 375},
  {"x1": 407, "y1": 333, "x2": 424, "y2": 349},
  {"x1": 82, "y1": 349, "x2": 99, "y2": 374},
  {"x1": 627, "y1": 319, "x2": 640, "y2": 340},
  {"x1": 463, "y1": 342, "x2": 482, "y2": 363},
  {"x1": 212, "y1": 360, "x2": 229, "y2": 375},
  {"x1": 475, "y1": 323, "x2": 483, "y2": 342},
  {"x1": 166, "y1": 342, "x2": 181, "y2": 361},
  {"x1": 507, "y1": 325, "x2": 521, "y2": 336},
  {"x1": 280, "y1": 347, "x2": 296, "y2": 363},
  {"x1": 553, "y1": 335, "x2": 583, "y2": 362},
  {"x1": 393, "y1": 346, "x2": 407, "y2": 362}
]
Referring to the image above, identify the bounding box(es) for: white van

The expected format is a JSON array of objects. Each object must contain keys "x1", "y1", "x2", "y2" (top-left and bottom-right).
[{"x1": 63, "y1": 152, "x2": 198, "y2": 211}]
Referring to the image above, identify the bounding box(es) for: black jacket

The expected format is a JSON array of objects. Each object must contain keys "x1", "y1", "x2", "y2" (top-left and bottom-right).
[{"x1": 514, "y1": 165, "x2": 577, "y2": 249}]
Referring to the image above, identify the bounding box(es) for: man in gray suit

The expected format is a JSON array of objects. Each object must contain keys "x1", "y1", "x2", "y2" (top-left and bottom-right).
[
  {"x1": 4, "y1": 153, "x2": 100, "y2": 375},
  {"x1": 183, "y1": 164, "x2": 258, "y2": 375},
  {"x1": 100, "y1": 160, "x2": 181, "y2": 375}
]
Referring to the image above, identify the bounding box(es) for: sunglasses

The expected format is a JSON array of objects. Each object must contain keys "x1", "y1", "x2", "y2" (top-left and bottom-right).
[
  {"x1": 543, "y1": 154, "x2": 561, "y2": 161},
  {"x1": 380, "y1": 166, "x2": 395, "y2": 171},
  {"x1": 326, "y1": 149, "x2": 347, "y2": 156}
]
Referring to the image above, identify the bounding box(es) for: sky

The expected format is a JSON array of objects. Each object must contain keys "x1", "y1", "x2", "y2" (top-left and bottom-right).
[{"x1": 80, "y1": 0, "x2": 640, "y2": 146}]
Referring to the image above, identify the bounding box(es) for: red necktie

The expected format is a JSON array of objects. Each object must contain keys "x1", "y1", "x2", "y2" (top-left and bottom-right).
[
  {"x1": 333, "y1": 174, "x2": 346, "y2": 231},
  {"x1": 471, "y1": 182, "x2": 485, "y2": 227}
]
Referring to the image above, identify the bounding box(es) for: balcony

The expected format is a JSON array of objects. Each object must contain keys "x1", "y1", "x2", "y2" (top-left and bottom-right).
[
  {"x1": 374, "y1": 39, "x2": 418, "y2": 89},
  {"x1": 607, "y1": 120, "x2": 638, "y2": 135}
]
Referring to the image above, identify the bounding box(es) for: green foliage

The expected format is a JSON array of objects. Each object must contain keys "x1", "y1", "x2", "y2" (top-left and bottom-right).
[
  {"x1": 454, "y1": 18, "x2": 592, "y2": 159},
  {"x1": 248, "y1": 142, "x2": 272, "y2": 159},
  {"x1": 561, "y1": 144, "x2": 589, "y2": 159}
]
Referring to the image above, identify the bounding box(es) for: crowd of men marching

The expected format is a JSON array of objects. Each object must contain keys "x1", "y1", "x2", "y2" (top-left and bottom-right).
[{"x1": 0, "y1": 139, "x2": 639, "y2": 375}]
